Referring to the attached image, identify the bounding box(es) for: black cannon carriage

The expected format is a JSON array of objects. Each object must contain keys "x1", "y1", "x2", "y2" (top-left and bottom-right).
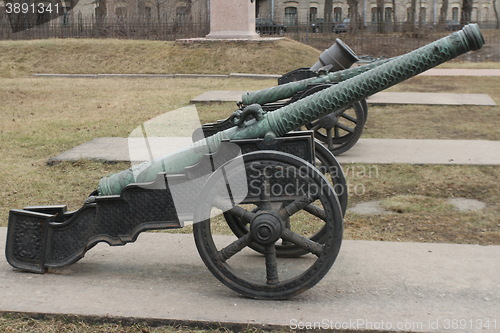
[
  {"x1": 7, "y1": 132, "x2": 345, "y2": 300},
  {"x1": 5, "y1": 24, "x2": 485, "y2": 300}
]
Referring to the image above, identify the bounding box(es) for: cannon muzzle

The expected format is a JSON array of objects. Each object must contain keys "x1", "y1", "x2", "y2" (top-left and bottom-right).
[
  {"x1": 98, "y1": 24, "x2": 484, "y2": 196},
  {"x1": 310, "y1": 38, "x2": 360, "y2": 72}
]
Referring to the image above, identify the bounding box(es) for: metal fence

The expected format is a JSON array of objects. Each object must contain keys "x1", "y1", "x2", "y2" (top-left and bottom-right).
[
  {"x1": 287, "y1": 22, "x2": 500, "y2": 62},
  {"x1": 0, "y1": 16, "x2": 498, "y2": 62},
  {"x1": 0, "y1": 15, "x2": 210, "y2": 40}
]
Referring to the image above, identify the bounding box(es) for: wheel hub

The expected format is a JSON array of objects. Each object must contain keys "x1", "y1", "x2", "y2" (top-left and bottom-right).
[
  {"x1": 317, "y1": 114, "x2": 338, "y2": 129},
  {"x1": 250, "y1": 211, "x2": 283, "y2": 244}
]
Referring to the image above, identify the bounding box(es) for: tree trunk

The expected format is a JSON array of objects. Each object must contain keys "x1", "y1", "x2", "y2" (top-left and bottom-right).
[
  {"x1": 494, "y1": 0, "x2": 500, "y2": 29},
  {"x1": 156, "y1": 0, "x2": 163, "y2": 25},
  {"x1": 439, "y1": 0, "x2": 449, "y2": 25},
  {"x1": 95, "y1": 0, "x2": 107, "y2": 36},
  {"x1": 392, "y1": 0, "x2": 397, "y2": 30},
  {"x1": 376, "y1": 0, "x2": 384, "y2": 32},
  {"x1": 461, "y1": 0, "x2": 473, "y2": 24},
  {"x1": 347, "y1": 0, "x2": 363, "y2": 30},
  {"x1": 324, "y1": 0, "x2": 333, "y2": 31},
  {"x1": 406, "y1": 0, "x2": 417, "y2": 32}
]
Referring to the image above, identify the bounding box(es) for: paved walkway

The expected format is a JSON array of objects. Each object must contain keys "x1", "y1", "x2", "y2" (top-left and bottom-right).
[
  {"x1": 1, "y1": 228, "x2": 497, "y2": 332},
  {"x1": 418, "y1": 68, "x2": 500, "y2": 76},
  {"x1": 191, "y1": 91, "x2": 496, "y2": 105},
  {"x1": 49, "y1": 137, "x2": 500, "y2": 166},
  {"x1": 33, "y1": 68, "x2": 500, "y2": 80}
]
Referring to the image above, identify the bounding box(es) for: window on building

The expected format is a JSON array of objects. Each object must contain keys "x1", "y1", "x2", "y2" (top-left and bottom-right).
[
  {"x1": 176, "y1": 6, "x2": 189, "y2": 24},
  {"x1": 482, "y1": 7, "x2": 489, "y2": 22},
  {"x1": 36, "y1": 2, "x2": 49, "y2": 25},
  {"x1": 116, "y1": 7, "x2": 127, "y2": 18},
  {"x1": 285, "y1": 7, "x2": 297, "y2": 25},
  {"x1": 472, "y1": 7, "x2": 479, "y2": 22},
  {"x1": 309, "y1": 7, "x2": 317, "y2": 22},
  {"x1": 333, "y1": 7, "x2": 342, "y2": 22},
  {"x1": 419, "y1": 7, "x2": 426, "y2": 24},
  {"x1": 371, "y1": 7, "x2": 378, "y2": 23},
  {"x1": 406, "y1": 7, "x2": 413, "y2": 22},
  {"x1": 385, "y1": 7, "x2": 392, "y2": 22},
  {"x1": 58, "y1": 1, "x2": 71, "y2": 26},
  {"x1": 144, "y1": 6, "x2": 151, "y2": 19},
  {"x1": 452, "y1": 7, "x2": 459, "y2": 22}
]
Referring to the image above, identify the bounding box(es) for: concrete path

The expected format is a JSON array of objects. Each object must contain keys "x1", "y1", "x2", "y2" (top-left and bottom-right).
[
  {"x1": 366, "y1": 92, "x2": 496, "y2": 106},
  {"x1": 0, "y1": 228, "x2": 498, "y2": 332},
  {"x1": 190, "y1": 90, "x2": 496, "y2": 105},
  {"x1": 48, "y1": 137, "x2": 500, "y2": 166},
  {"x1": 418, "y1": 68, "x2": 500, "y2": 76},
  {"x1": 33, "y1": 69, "x2": 500, "y2": 80}
]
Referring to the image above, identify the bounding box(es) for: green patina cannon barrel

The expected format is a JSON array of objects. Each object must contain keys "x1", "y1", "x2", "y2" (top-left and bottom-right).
[
  {"x1": 98, "y1": 24, "x2": 484, "y2": 196},
  {"x1": 241, "y1": 57, "x2": 391, "y2": 105}
]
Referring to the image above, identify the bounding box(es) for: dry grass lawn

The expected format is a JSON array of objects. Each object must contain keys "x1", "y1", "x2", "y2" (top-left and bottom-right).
[
  {"x1": 0, "y1": 38, "x2": 321, "y2": 77},
  {"x1": 1, "y1": 74, "x2": 498, "y2": 245},
  {"x1": 0, "y1": 36, "x2": 499, "y2": 333}
]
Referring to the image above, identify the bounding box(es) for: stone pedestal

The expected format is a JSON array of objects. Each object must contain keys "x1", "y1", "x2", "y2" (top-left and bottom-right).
[{"x1": 206, "y1": 0, "x2": 259, "y2": 39}]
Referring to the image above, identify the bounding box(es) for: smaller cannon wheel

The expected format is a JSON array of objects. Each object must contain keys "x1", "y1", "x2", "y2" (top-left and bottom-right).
[
  {"x1": 301, "y1": 85, "x2": 366, "y2": 155},
  {"x1": 193, "y1": 151, "x2": 343, "y2": 299},
  {"x1": 223, "y1": 141, "x2": 347, "y2": 258}
]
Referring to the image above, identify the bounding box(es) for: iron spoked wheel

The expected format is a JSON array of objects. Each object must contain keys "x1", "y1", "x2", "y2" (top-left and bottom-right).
[
  {"x1": 193, "y1": 151, "x2": 343, "y2": 299},
  {"x1": 223, "y1": 141, "x2": 347, "y2": 258},
  {"x1": 306, "y1": 100, "x2": 366, "y2": 155}
]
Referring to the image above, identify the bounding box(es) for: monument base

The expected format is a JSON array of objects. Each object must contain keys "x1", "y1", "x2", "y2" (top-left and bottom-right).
[
  {"x1": 207, "y1": 0, "x2": 259, "y2": 40},
  {"x1": 206, "y1": 31, "x2": 260, "y2": 39}
]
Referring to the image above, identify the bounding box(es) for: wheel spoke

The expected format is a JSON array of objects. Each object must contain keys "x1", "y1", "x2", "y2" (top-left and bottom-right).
[
  {"x1": 264, "y1": 244, "x2": 279, "y2": 285},
  {"x1": 214, "y1": 197, "x2": 256, "y2": 223},
  {"x1": 281, "y1": 229, "x2": 324, "y2": 256},
  {"x1": 281, "y1": 216, "x2": 293, "y2": 246},
  {"x1": 334, "y1": 126, "x2": 340, "y2": 139},
  {"x1": 336, "y1": 122, "x2": 354, "y2": 133},
  {"x1": 340, "y1": 112, "x2": 357, "y2": 123},
  {"x1": 217, "y1": 233, "x2": 252, "y2": 262},
  {"x1": 304, "y1": 204, "x2": 327, "y2": 221},
  {"x1": 228, "y1": 206, "x2": 256, "y2": 224},
  {"x1": 279, "y1": 195, "x2": 316, "y2": 219},
  {"x1": 310, "y1": 121, "x2": 321, "y2": 131},
  {"x1": 326, "y1": 128, "x2": 334, "y2": 150}
]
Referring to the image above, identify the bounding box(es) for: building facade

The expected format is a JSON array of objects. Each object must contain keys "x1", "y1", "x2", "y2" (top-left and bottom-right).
[
  {"x1": 256, "y1": 0, "x2": 497, "y2": 26},
  {"x1": 68, "y1": 0, "x2": 208, "y2": 24},
  {"x1": 17, "y1": 0, "x2": 493, "y2": 27}
]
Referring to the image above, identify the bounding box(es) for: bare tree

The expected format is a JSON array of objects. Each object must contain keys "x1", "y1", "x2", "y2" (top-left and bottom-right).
[
  {"x1": 392, "y1": 0, "x2": 397, "y2": 29},
  {"x1": 461, "y1": 0, "x2": 473, "y2": 24},
  {"x1": 347, "y1": 0, "x2": 363, "y2": 29},
  {"x1": 494, "y1": 0, "x2": 500, "y2": 28},
  {"x1": 324, "y1": 0, "x2": 333, "y2": 31},
  {"x1": 439, "y1": 0, "x2": 449, "y2": 25},
  {"x1": 376, "y1": 0, "x2": 384, "y2": 32},
  {"x1": 95, "y1": 0, "x2": 107, "y2": 35},
  {"x1": 153, "y1": 0, "x2": 169, "y2": 24},
  {"x1": 406, "y1": 0, "x2": 417, "y2": 32}
]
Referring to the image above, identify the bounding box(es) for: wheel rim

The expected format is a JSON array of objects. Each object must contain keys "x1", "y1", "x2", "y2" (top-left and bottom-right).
[
  {"x1": 193, "y1": 151, "x2": 343, "y2": 299},
  {"x1": 306, "y1": 100, "x2": 366, "y2": 155}
]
